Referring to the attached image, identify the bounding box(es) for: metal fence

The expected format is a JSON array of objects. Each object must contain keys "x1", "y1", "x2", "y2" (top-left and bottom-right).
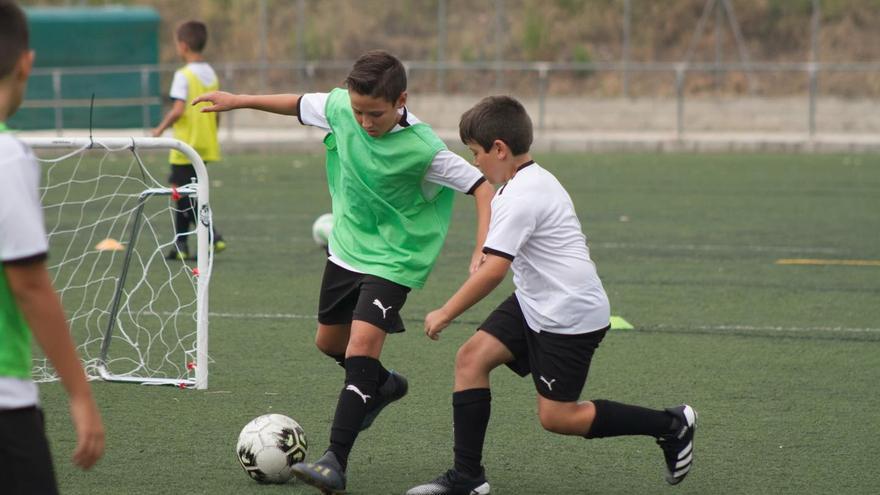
[{"x1": 23, "y1": 60, "x2": 880, "y2": 139}]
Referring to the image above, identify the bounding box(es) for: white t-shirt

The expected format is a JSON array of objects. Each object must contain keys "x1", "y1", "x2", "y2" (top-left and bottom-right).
[
  {"x1": 0, "y1": 133, "x2": 45, "y2": 408},
  {"x1": 482, "y1": 161, "x2": 610, "y2": 335},
  {"x1": 169, "y1": 62, "x2": 218, "y2": 101},
  {"x1": 297, "y1": 92, "x2": 485, "y2": 273}
]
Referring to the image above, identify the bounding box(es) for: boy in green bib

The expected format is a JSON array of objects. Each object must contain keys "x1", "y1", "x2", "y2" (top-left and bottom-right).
[
  {"x1": 1, "y1": 2, "x2": 105, "y2": 492},
  {"x1": 152, "y1": 20, "x2": 225, "y2": 260},
  {"x1": 195, "y1": 50, "x2": 493, "y2": 493}
]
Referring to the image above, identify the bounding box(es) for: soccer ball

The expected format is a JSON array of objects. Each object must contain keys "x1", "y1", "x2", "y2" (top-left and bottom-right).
[
  {"x1": 236, "y1": 413, "x2": 308, "y2": 484},
  {"x1": 311, "y1": 213, "x2": 333, "y2": 248}
]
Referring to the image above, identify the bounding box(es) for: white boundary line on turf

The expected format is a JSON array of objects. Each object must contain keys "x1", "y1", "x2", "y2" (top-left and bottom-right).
[
  {"x1": 213, "y1": 237, "x2": 852, "y2": 255},
  {"x1": 593, "y1": 242, "x2": 848, "y2": 255},
  {"x1": 644, "y1": 324, "x2": 880, "y2": 334},
  {"x1": 211, "y1": 312, "x2": 316, "y2": 320},
  {"x1": 207, "y1": 312, "x2": 880, "y2": 335},
  {"x1": 215, "y1": 239, "x2": 858, "y2": 254}
]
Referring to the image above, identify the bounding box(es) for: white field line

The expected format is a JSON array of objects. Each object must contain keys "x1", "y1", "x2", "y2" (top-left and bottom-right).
[
  {"x1": 644, "y1": 323, "x2": 880, "y2": 335},
  {"x1": 592, "y1": 242, "x2": 848, "y2": 255},
  {"x1": 207, "y1": 311, "x2": 880, "y2": 335},
  {"x1": 218, "y1": 238, "x2": 851, "y2": 255},
  {"x1": 211, "y1": 311, "x2": 316, "y2": 320}
]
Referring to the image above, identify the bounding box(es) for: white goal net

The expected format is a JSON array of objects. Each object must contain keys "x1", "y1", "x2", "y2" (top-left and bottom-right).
[{"x1": 23, "y1": 137, "x2": 212, "y2": 389}]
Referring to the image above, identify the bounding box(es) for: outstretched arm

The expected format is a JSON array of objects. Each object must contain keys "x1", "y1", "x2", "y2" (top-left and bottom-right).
[
  {"x1": 192, "y1": 91, "x2": 301, "y2": 116},
  {"x1": 4, "y1": 261, "x2": 105, "y2": 469},
  {"x1": 425, "y1": 254, "x2": 510, "y2": 340},
  {"x1": 468, "y1": 181, "x2": 494, "y2": 274}
]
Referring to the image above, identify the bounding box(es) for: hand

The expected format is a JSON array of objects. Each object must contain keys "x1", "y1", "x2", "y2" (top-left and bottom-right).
[
  {"x1": 150, "y1": 127, "x2": 163, "y2": 138},
  {"x1": 425, "y1": 308, "x2": 452, "y2": 340},
  {"x1": 192, "y1": 91, "x2": 237, "y2": 113},
  {"x1": 69, "y1": 394, "x2": 105, "y2": 470},
  {"x1": 469, "y1": 250, "x2": 486, "y2": 275}
]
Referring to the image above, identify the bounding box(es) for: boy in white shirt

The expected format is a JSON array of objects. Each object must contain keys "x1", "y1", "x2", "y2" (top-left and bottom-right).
[
  {"x1": 0, "y1": 2, "x2": 104, "y2": 493},
  {"x1": 407, "y1": 96, "x2": 697, "y2": 495}
]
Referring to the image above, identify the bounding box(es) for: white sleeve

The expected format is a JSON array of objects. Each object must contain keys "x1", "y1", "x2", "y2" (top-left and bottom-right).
[
  {"x1": 424, "y1": 150, "x2": 485, "y2": 193},
  {"x1": 0, "y1": 143, "x2": 48, "y2": 262},
  {"x1": 482, "y1": 193, "x2": 535, "y2": 260},
  {"x1": 169, "y1": 70, "x2": 188, "y2": 101},
  {"x1": 296, "y1": 92, "x2": 330, "y2": 131}
]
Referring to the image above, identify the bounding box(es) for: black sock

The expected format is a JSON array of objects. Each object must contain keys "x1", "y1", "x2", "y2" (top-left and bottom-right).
[
  {"x1": 325, "y1": 352, "x2": 346, "y2": 369},
  {"x1": 174, "y1": 197, "x2": 191, "y2": 247},
  {"x1": 453, "y1": 388, "x2": 491, "y2": 478},
  {"x1": 327, "y1": 356, "x2": 381, "y2": 470},
  {"x1": 585, "y1": 399, "x2": 675, "y2": 439},
  {"x1": 322, "y1": 352, "x2": 390, "y2": 386}
]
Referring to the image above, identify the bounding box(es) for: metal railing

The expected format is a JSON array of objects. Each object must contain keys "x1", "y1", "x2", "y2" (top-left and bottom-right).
[{"x1": 23, "y1": 60, "x2": 880, "y2": 139}]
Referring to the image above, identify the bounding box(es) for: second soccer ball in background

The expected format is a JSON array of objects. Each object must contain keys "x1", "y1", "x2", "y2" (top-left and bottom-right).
[{"x1": 311, "y1": 213, "x2": 333, "y2": 248}]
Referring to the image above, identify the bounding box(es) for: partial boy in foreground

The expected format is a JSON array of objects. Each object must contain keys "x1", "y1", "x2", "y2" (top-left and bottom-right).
[
  {"x1": 0, "y1": 2, "x2": 105, "y2": 493},
  {"x1": 406, "y1": 96, "x2": 696, "y2": 495}
]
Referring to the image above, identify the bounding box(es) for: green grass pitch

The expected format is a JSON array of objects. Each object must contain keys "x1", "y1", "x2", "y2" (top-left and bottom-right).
[{"x1": 37, "y1": 151, "x2": 880, "y2": 494}]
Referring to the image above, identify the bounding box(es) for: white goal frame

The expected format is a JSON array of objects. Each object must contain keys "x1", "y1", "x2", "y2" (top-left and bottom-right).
[{"x1": 23, "y1": 137, "x2": 212, "y2": 389}]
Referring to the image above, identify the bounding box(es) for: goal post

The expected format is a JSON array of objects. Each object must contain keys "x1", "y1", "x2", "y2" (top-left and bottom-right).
[{"x1": 23, "y1": 137, "x2": 213, "y2": 389}]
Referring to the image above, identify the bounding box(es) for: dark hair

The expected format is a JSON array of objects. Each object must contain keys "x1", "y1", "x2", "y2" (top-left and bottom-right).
[
  {"x1": 459, "y1": 96, "x2": 533, "y2": 155},
  {"x1": 0, "y1": 1, "x2": 29, "y2": 79},
  {"x1": 176, "y1": 20, "x2": 208, "y2": 53},
  {"x1": 344, "y1": 50, "x2": 407, "y2": 103}
]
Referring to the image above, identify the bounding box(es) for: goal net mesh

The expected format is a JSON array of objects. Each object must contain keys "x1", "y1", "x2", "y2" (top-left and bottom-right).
[{"x1": 26, "y1": 138, "x2": 211, "y2": 388}]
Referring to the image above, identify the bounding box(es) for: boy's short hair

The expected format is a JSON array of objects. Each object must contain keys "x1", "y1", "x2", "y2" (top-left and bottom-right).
[
  {"x1": 459, "y1": 95, "x2": 533, "y2": 156},
  {"x1": 176, "y1": 20, "x2": 208, "y2": 53},
  {"x1": 0, "y1": 1, "x2": 29, "y2": 79},
  {"x1": 345, "y1": 50, "x2": 407, "y2": 103}
]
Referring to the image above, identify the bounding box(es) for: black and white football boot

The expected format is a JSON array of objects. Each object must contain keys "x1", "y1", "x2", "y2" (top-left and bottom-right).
[
  {"x1": 657, "y1": 404, "x2": 697, "y2": 485},
  {"x1": 405, "y1": 468, "x2": 490, "y2": 495}
]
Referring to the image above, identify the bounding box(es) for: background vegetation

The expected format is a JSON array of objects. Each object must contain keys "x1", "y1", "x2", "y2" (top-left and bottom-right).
[{"x1": 23, "y1": 0, "x2": 880, "y2": 96}]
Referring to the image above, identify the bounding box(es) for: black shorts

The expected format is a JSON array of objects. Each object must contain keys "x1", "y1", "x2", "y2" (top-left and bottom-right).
[
  {"x1": 0, "y1": 407, "x2": 59, "y2": 495},
  {"x1": 479, "y1": 293, "x2": 608, "y2": 402},
  {"x1": 317, "y1": 259, "x2": 411, "y2": 333},
  {"x1": 168, "y1": 163, "x2": 197, "y2": 187}
]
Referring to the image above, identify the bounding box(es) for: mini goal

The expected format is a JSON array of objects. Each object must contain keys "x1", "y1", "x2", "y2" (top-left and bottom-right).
[{"x1": 23, "y1": 137, "x2": 213, "y2": 389}]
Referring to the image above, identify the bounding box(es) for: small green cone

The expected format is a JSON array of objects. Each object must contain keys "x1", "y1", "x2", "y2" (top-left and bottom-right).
[{"x1": 610, "y1": 316, "x2": 634, "y2": 330}]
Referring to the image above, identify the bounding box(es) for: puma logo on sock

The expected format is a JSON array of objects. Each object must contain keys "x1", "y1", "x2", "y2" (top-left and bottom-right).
[{"x1": 345, "y1": 384, "x2": 372, "y2": 404}]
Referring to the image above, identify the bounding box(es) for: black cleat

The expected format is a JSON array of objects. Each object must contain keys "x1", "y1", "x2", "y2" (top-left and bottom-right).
[
  {"x1": 406, "y1": 468, "x2": 491, "y2": 495},
  {"x1": 657, "y1": 404, "x2": 697, "y2": 485},
  {"x1": 360, "y1": 370, "x2": 408, "y2": 431},
  {"x1": 291, "y1": 451, "x2": 347, "y2": 494}
]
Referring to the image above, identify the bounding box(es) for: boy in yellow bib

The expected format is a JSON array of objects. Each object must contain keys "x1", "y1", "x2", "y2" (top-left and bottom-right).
[{"x1": 152, "y1": 20, "x2": 224, "y2": 260}]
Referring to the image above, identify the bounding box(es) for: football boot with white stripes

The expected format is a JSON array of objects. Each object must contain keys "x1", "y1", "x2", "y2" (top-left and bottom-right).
[
  {"x1": 405, "y1": 468, "x2": 490, "y2": 495},
  {"x1": 290, "y1": 450, "x2": 346, "y2": 494},
  {"x1": 657, "y1": 404, "x2": 697, "y2": 485}
]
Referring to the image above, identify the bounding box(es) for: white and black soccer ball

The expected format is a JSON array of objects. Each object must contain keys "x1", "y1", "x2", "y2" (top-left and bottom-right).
[
  {"x1": 236, "y1": 413, "x2": 308, "y2": 484},
  {"x1": 311, "y1": 213, "x2": 333, "y2": 248}
]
